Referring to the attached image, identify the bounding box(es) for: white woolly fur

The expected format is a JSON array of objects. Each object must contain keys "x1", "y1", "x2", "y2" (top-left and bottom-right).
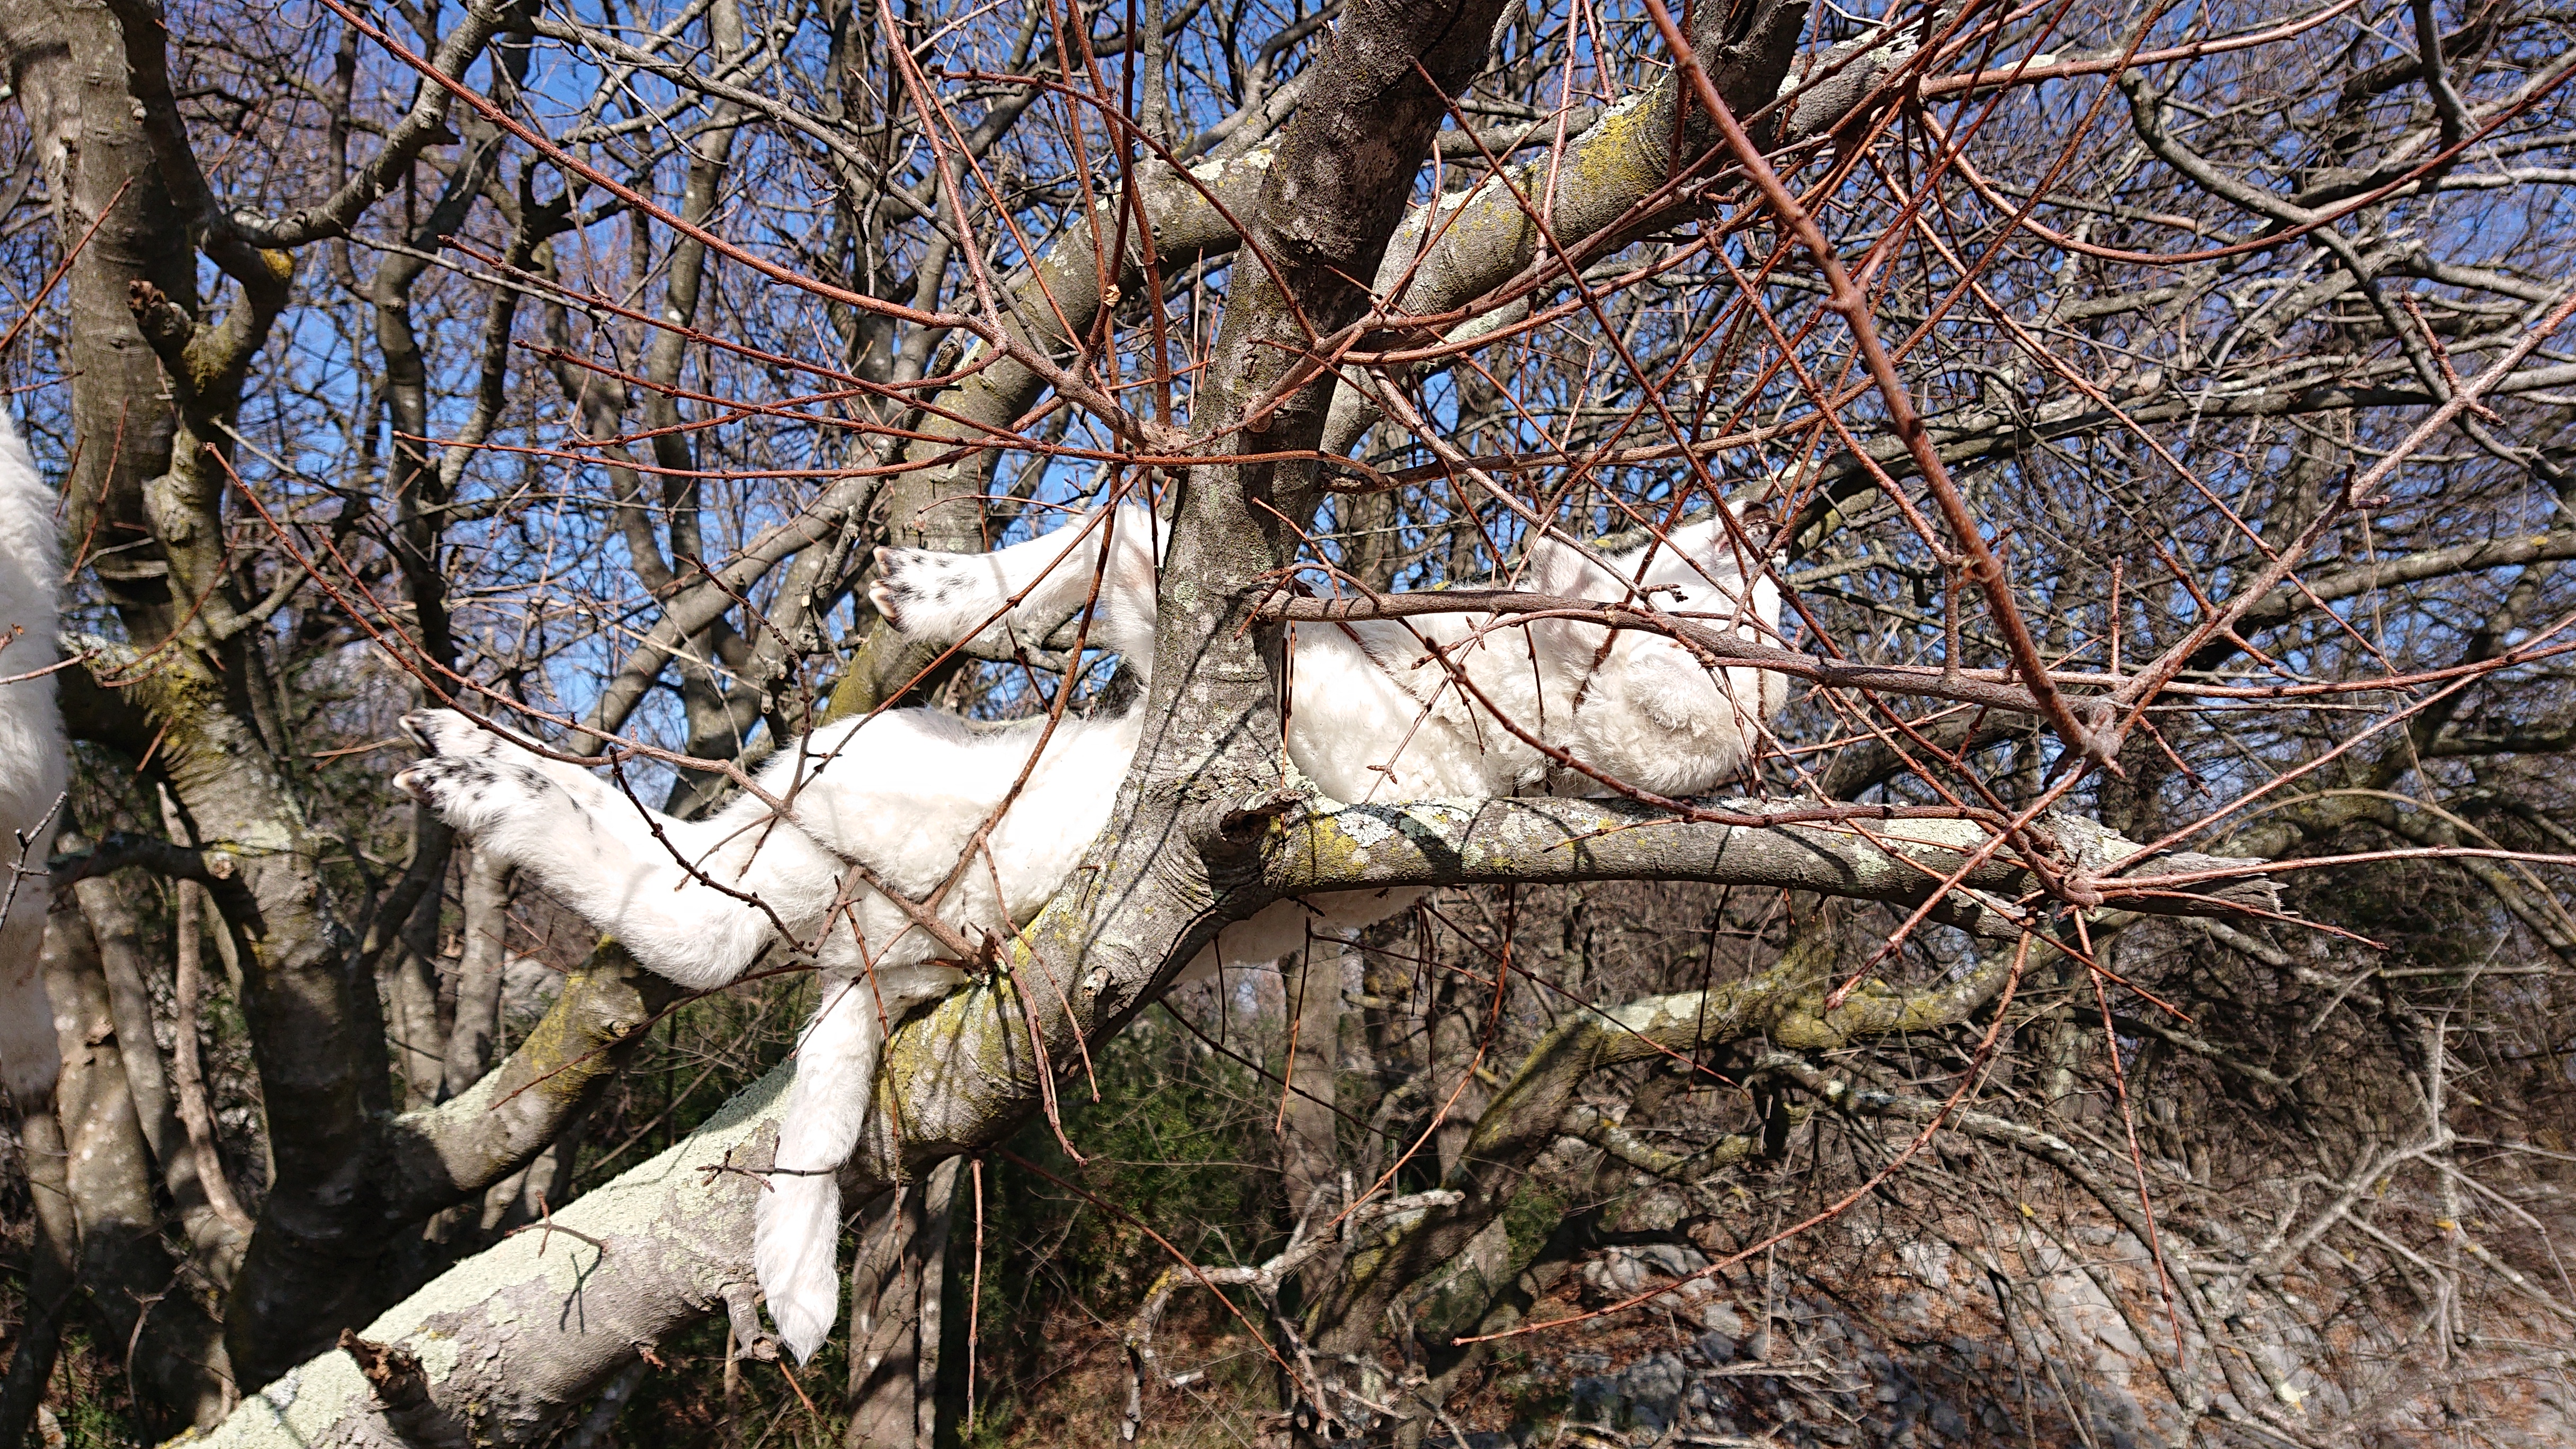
[{"x1": 0, "y1": 406, "x2": 67, "y2": 1102}]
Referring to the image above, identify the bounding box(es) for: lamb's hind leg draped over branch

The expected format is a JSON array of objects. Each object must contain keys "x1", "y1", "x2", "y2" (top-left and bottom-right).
[{"x1": 758, "y1": 971, "x2": 875, "y2": 1362}]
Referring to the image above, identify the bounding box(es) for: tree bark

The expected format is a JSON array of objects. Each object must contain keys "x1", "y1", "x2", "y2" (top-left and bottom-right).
[
  {"x1": 109, "y1": 631, "x2": 406, "y2": 1391},
  {"x1": 1282, "y1": 936, "x2": 1350, "y2": 1312},
  {"x1": 8, "y1": 0, "x2": 394, "y2": 1391},
  {"x1": 844, "y1": 1160, "x2": 959, "y2": 1448},
  {"x1": 439, "y1": 851, "x2": 513, "y2": 1101},
  {"x1": 41, "y1": 890, "x2": 236, "y2": 1427},
  {"x1": 1282, "y1": 937, "x2": 1346, "y2": 1225},
  {"x1": 0, "y1": 0, "x2": 193, "y2": 635},
  {"x1": 0, "y1": 1074, "x2": 76, "y2": 1449},
  {"x1": 1427, "y1": 964, "x2": 1491, "y2": 1182},
  {"x1": 386, "y1": 940, "x2": 447, "y2": 1112},
  {"x1": 194, "y1": 1069, "x2": 792, "y2": 1448},
  {"x1": 72, "y1": 865, "x2": 253, "y2": 1269},
  {"x1": 1269, "y1": 797, "x2": 2275, "y2": 927}
]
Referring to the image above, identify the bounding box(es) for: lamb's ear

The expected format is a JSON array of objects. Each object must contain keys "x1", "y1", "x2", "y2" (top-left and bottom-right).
[
  {"x1": 1668, "y1": 502, "x2": 1778, "y2": 576},
  {"x1": 1656, "y1": 515, "x2": 1731, "y2": 564},
  {"x1": 1520, "y1": 530, "x2": 1598, "y2": 597}
]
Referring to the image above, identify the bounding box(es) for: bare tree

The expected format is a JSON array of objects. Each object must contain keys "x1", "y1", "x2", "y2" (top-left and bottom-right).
[{"x1": 0, "y1": 0, "x2": 2570, "y2": 1443}]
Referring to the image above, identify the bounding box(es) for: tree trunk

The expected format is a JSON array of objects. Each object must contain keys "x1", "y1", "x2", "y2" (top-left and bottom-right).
[
  {"x1": 1427, "y1": 968, "x2": 1492, "y2": 1182},
  {"x1": 1282, "y1": 938, "x2": 1345, "y2": 1227},
  {"x1": 41, "y1": 889, "x2": 236, "y2": 1427},
  {"x1": 439, "y1": 851, "x2": 513, "y2": 1102},
  {"x1": 0, "y1": 1083, "x2": 76, "y2": 1449},
  {"x1": 844, "y1": 1159, "x2": 959, "y2": 1448},
  {"x1": 0, "y1": 0, "x2": 193, "y2": 637},
  {"x1": 71, "y1": 865, "x2": 250, "y2": 1278},
  {"x1": 3, "y1": 0, "x2": 405, "y2": 1392}
]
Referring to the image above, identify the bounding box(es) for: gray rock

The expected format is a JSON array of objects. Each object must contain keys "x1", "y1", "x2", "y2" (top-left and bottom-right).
[
  {"x1": 1622, "y1": 1352, "x2": 1687, "y2": 1414},
  {"x1": 1900, "y1": 1240, "x2": 1954, "y2": 1290},
  {"x1": 501, "y1": 953, "x2": 562, "y2": 1017}
]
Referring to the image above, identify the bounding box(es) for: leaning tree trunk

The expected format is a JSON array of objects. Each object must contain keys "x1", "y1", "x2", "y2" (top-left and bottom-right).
[
  {"x1": 843, "y1": 1159, "x2": 961, "y2": 1449},
  {"x1": 36, "y1": 883, "x2": 234, "y2": 1425}
]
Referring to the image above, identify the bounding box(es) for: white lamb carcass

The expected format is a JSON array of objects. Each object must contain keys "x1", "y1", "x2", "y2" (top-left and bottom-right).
[{"x1": 396, "y1": 502, "x2": 1784, "y2": 1358}]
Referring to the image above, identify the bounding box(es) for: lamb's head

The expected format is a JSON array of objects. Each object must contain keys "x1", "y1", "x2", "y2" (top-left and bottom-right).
[{"x1": 1524, "y1": 504, "x2": 1787, "y2": 798}]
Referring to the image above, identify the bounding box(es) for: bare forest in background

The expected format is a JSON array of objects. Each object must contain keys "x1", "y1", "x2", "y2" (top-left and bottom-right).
[{"x1": 0, "y1": 0, "x2": 2572, "y2": 1444}]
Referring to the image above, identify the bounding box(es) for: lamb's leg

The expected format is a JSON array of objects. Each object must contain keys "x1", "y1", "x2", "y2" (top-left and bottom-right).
[
  {"x1": 402, "y1": 710, "x2": 824, "y2": 913},
  {"x1": 756, "y1": 973, "x2": 880, "y2": 1361},
  {"x1": 870, "y1": 504, "x2": 1162, "y2": 667},
  {"x1": 401, "y1": 709, "x2": 655, "y2": 833},
  {"x1": 395, "y1": 751, "x2": 831, "y2": 991}
]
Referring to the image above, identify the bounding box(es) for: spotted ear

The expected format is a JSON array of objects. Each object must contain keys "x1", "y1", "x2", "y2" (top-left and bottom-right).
[{"x1": 1731, "y1": 495, "x2": 1782, "y2": 539}]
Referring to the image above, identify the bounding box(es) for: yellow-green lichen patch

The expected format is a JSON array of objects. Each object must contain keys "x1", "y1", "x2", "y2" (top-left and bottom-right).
[
  {"x1": 1563, "y1": 87, "x2": 1668, "y2": 212},
  {"x1": 515, "y1": 945, "x2": 651, "y2": 1104},
  {"x1": 882, "y1": 970, "x2": 1027, "y2": 1108},
  {"x1": 1769, "y1": 973, "x2": 1962, "y2": 1050}
]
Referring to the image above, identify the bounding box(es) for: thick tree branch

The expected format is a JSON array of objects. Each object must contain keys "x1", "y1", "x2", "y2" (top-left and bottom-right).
[
  {"x1": 1268, "y1": 795, "x2": 2279, "y2": 925},
  {"x1": 1307, "y1": 900, "x2": 2003, "y2": 1350},
  {"x1": 197, "y1": 1071, "x2": 788, "y2": 1448},
  {"x1": 375, "y1": 941, "x2": 679, "y2": 1226},
  {"x1": 190, "y1": 784, "x2": 2278, "y2": 1445}
]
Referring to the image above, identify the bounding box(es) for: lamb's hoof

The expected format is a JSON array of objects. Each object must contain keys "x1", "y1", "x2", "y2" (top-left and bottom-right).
[
  {"x1": 866, "y1": 546, "x2": 920, "y2": 633},
  {"x1": 393, "y1": 755, "x2": 552, "y2": 836},
  {"x1": 867, "y1": 544, "x2": 980, "y2": 637}
]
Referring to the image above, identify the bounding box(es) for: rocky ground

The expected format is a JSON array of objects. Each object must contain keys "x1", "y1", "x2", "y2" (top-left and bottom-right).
[{"x1": 1087, "y1": 1191, "x2": 2576, "y2": 1449}]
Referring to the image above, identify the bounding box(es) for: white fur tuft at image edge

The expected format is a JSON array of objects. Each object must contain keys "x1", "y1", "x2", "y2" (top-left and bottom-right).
[{"x1": 0, "y1": 404, "x2": 67, "y2": 1105}]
